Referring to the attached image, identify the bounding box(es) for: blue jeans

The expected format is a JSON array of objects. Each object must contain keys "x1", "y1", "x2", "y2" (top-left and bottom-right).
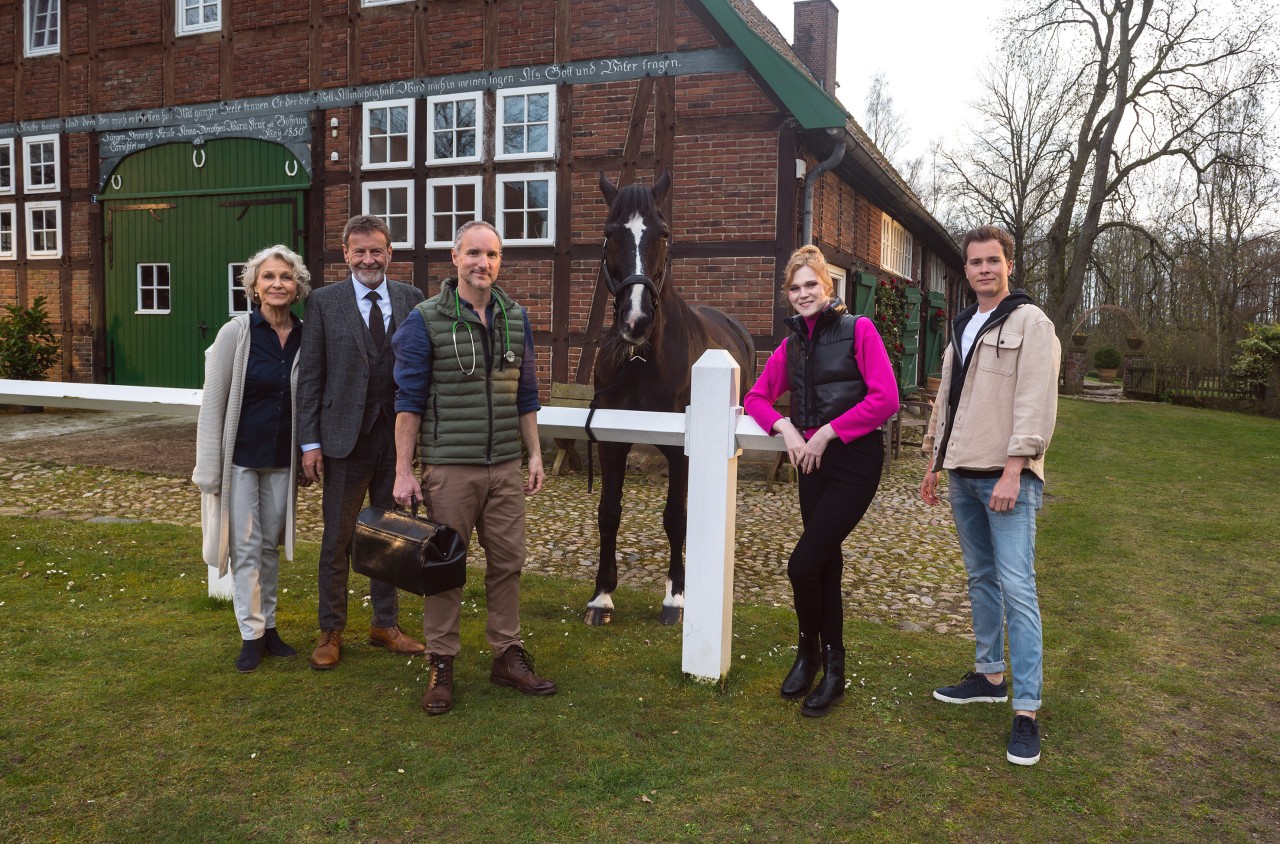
[{"x1": 948, "y1": 471, "x2": 1044, "y2": 711}]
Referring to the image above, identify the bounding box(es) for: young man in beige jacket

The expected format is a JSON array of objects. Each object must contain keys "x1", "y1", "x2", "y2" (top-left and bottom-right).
[{"x1": 920, "y1": 226, "x2": 1061, "y2": 766}]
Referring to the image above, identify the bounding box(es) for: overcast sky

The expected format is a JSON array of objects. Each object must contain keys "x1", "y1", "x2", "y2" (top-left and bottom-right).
[{"x1": 750, "y1": 0, "x2": 1015, "y2": 161}]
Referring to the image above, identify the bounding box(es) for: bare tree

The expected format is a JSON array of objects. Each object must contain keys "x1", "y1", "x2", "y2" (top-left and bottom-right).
[
  {"x1": 862, "y1": 71, "x2": 909, "y2": 162},
  {"x1": 943, "y1": 45, "x2": 1078, "y2": 294},
  {"x1": 1018, "y1": 0, "x2": 1275, "y2": 334}
]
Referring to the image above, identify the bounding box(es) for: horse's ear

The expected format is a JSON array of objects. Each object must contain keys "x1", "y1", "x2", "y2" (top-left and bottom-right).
[
  {"x1": 599, "y1": 170, "x2": 619, "y2": 205},
  {"x1": 652, "y1": 169, "x2": 672, "y2": 204}
]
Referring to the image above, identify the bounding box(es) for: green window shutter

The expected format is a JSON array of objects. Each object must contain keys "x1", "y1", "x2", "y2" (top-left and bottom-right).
[
  {"x1": 854, "y1": 272, "x2": 877, "y2": 317},
  {"x1": 900, "y1": 286, "x2": 922, "y2": 389},
  {"x1": 925, "y1": 289, "x2": 947, "y2": 378}
]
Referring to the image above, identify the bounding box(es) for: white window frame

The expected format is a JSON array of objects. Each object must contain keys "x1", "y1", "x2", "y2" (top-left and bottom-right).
[
  {"x1": 361, "y1": 180, "x2": 415, "y2": 249},
  {"x1": 495, "y1": 85, "x2": 557, "y2": 162},
  {"x1": 23, "y1": 135, "x2": 60, "y2": 194},
  {"x1": 425, "y1": 93, "x2": 484, "y2": 166},
  {"x1": 881, "y1": 216, "x2": 914, "y2": 280},
  {"x1": 25, "y1": 201, "x2": 60, "y2": 259},
  {"x1": 929, "y1": 253, "x2": 947, "y2": 293},
  {"x1": 228, "y1": 263, "x2": 249, "y2": 314},
  {"x1": 176, "y1": 0, "x2": 221, "y2": 36},
  {"x1": 24, "y1": 0, "x2": 60, "y2": 58},
  {"x1": 496, "y1": 172, "x2": 555, "y2": 246},
  {"x1": 136, "y1": 263, "x2": 172, "y2": 314},
  {"x1": 425, "y1": 176, "x2": 482, "y2": 248},
  {"x1": 0, "y1": 140, "x2": 14, "y2": 195},
  {"x1": 0, "y1": 204, "x2": 16, "y2": 260},
  {"x1": 827, "y1": 265, "x2": 847, "y2": 304},
  {"x1": 362, "y1": 99, "x2": 414, "y2": 171}
]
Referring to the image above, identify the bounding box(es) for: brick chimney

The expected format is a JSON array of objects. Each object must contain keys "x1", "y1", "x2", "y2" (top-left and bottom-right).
[{"x1": 792, "y1": 0, "x2": 839, "y2": 93}]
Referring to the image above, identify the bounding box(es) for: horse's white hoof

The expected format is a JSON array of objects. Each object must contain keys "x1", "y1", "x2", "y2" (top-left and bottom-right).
[{"x1": 583, "y1": 607, "x2": 614, "y2": 626}]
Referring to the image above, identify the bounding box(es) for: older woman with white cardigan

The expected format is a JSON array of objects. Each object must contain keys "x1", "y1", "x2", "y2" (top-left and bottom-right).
[{"x1": 193, "y1": 244, "x2": 312, "y2": 672}]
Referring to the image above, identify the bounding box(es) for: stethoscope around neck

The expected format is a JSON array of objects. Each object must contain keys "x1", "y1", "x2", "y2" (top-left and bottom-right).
[{"x1": 450, "y1": 286, "x2": 515, "y2": 376}]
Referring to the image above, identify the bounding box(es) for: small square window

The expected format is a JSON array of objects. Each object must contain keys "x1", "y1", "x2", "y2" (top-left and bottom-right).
[
  {"x1": 137, "y1": 263, "x2": 172, "y2": 313},
  {"x1": 23, "y1": 135, "x2": 60, "y2": 194},
  {"x1": 25, "y1": 0, "x2": 60, "y2": 58},
  {"x1": 0, "y1": 141, "x2": 13, "y2": 195},
  {"x1": 495, "y1": 86, "x2": 556, "y2": 162},
  {"x1": 26, "y1": 201, "x2": 60, "y2": 258},
  {"x1": 177, "y1": 0, "x2": 220, "y2": 36},
  {"x1": 425, "y1": 177, "x2": 482, "y2": 248},
  {"x1": 496, "y1": 173, "x2": 555, "y2": 246},
  {"x1": 229, "y1": 263, "x2": 249, "y2": 314},
  {"x1": 362, "y1": 180, "x2": 414, "y2": 248},
  {"x1": 362, "y1": 100, "x2": 414, "y2": 170},
  {"x1": 0, "y1": 205, "x2": 16, "y2": 260},
  {"x1": 426, "y1": 94, "x2": 483, "y2": 165}
]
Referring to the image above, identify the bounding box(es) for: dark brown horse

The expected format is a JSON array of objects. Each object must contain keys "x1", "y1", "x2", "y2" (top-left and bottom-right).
[{"x1": 584, "y1": 171, "x2": 755, "y2": 626}]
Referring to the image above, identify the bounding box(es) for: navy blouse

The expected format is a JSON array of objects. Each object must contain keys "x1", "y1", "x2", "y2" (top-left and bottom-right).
[{"x1": 233, "y1": 308, "x2": 302, "y2": 468}]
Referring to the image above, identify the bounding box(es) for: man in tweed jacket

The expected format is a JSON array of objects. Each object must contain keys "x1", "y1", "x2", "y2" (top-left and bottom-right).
[{"x1": 295, "y1": 215, "x2": 427, "y2": 669}]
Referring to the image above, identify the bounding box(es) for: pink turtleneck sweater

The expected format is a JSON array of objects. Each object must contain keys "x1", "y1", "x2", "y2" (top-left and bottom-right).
[{"x1": 744, "y1": 314, "x2": 900, "y2": 442}]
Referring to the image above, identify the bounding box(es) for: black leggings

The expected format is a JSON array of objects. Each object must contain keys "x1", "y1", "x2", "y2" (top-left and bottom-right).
[{"x1": 788, "y1": 431, "x2": 883, "y2": 649}]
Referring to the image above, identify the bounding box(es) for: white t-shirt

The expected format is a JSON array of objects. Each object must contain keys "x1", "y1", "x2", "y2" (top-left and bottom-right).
[{"x1": 960, "y1": 308, "x2": 993, "y2": 363}]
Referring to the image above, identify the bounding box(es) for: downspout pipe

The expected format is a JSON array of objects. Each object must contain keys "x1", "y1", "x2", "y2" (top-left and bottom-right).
[{"x1": 801, "y1": 139, "x2": 845, "y2": 245}]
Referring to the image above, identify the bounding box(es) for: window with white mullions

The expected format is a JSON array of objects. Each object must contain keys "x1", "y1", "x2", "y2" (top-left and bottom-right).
[
  {"x1": 137, "y1": 263, "x2": 172, "y2": 313},
  {"x1": 23, "y1": 135, "x2": 60, "y2": 194},
  {"x1": 362, "y1": 180, "x2": 414, "y2": 248},
  {"x1": 426, "y1": 94, "x2": 483, "y2": 165},
  {"x1": 177, "y1": 0, "x2": 220, "y2": 35},
  {"x1": 0, "y1": 141, "x2": 13, "y2": 195},
  {"x1": 880, "y1": 216, "x2": 914, "y2": 280},
  {"x1": 0, "y1": 205, "x2": 16, "y2": 260},
  {"x1": 228, "y1": 263, "x2": 249, "y2": 314},
  {"x1": 26, "y1": 202, "x2": 60, "y2": 258},
  {"x1": 425, "y1": 177, "x2": 481, "y2": 247},
  {"x1": 362, "y1": 100, "x2": 414, "y2": 169},
  {"x1": 496, "y1": 173, "x2": 555, "y2": 246},
  {"x1": 496, "y1": 86, "x2": 556, "y2": 161},
  {"x1": 25, "y1": 0, "x2": 60, "y2": 57}
]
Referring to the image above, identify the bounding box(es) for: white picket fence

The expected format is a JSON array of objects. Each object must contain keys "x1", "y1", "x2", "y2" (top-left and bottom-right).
[{"x1": 0, "y1": 351, "x2": 783, "y2": 681}]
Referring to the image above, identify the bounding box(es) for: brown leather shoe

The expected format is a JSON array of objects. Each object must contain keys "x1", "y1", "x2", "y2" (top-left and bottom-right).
[
  {"x1": 309, "y1": 630, "x2": 342, "y2": 671},
  {"x1": 421, "y1": 653, "x2": 455, "y2": 716},
  {"x1": 368, "y1": 625, "x2": 426, "y2": 655},
  {"x1": 490, "y1": 645, "x2": 557, "y2": 696}
]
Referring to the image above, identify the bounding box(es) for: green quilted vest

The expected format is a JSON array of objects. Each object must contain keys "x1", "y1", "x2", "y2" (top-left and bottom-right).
[{"x1": 415, "y1": 280, "x2": 526, "y2": 465}]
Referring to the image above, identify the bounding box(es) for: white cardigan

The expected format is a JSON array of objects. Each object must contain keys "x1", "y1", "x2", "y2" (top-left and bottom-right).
[{"x1": 192, "y1": 314, "x2": 300, "y2": 576}]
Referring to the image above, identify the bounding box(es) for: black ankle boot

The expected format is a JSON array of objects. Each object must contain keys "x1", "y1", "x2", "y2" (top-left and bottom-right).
[
  {"x1": 780, "y1": 632, "x2": 821, "y2": 700},
  {"x1": 263, "y1": 627, "x2": 297, "y2": 658},
  {"x1": 236, "y1": 637, "x2": 266, "y2": 673},
  {"x1": 801, "y1": 645, "x2": 845, "y2": 717}
]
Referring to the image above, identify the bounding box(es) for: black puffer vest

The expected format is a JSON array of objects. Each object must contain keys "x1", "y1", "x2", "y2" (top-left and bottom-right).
[{"x1": 785, "y1": 299, "x2": 867, "y2": 429}]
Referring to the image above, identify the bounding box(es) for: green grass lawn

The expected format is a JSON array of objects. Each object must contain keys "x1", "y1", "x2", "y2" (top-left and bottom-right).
[{"x1": 1, "y1": 400, "x2": 1277, "y2": 843}]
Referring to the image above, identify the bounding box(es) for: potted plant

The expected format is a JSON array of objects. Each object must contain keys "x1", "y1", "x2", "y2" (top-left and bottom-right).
[
  {"x1": 1093, "y1": 345, "x2": 1122, "y2": 383},
  {"x1": 1126, "y1": 333, "x2": 1144, "y2": 351},
  {"x1": 1072, "y1": 330, "x2": 1089, "y2": 347},
  {"x1": 0, "y1": 297, "x2": 62, "y2": 409}
]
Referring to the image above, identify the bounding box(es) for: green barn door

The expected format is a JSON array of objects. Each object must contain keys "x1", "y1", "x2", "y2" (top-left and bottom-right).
[
  {"x1": 924, "y1": 289, "x2": 946, "y2": 378},
  {"x1": 102, "y1": 140, "x2": 308, "y2": 388}
]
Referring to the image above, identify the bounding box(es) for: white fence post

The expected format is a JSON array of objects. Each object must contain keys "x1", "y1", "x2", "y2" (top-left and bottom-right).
[
  {"x1": 207, "y1": 567, "x2": 233, "y2": 600},
  {"x1": 681, "y1": 350, "x2": 741, "y2": 682}
]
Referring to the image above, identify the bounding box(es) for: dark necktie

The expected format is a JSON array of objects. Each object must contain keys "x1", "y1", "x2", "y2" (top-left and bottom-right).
[{"x1": 366, "y1": 290, "x2": 385, "y2": 349}]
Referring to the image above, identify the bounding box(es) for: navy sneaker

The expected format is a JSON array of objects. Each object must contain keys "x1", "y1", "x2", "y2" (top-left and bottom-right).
[
  {"x1": 1007, "y1": 714, "x2": 1041, "y2": 765},
  {"x1": 932, "y1": 671, "x2": 1009, "y2": 704}
]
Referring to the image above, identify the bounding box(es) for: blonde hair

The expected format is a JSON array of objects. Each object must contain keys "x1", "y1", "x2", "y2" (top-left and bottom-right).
[{"x1": 781, "y1": 245, "x2": 835, "y2": 305}]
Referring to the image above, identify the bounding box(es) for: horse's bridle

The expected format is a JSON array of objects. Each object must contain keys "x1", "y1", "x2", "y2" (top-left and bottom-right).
[{"x1": 599, "y1": 235, "x2": 669, "y2": 315}]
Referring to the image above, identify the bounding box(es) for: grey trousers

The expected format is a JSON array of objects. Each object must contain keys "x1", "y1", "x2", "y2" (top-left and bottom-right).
[{"x1": 228, "y1": 464, "x2": 290, "y2": 640}]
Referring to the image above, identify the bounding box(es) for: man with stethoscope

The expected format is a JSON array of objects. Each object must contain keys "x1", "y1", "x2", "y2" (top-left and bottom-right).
[{"x1": 391, "y1": 220, "x2": 554, "y2": 717}]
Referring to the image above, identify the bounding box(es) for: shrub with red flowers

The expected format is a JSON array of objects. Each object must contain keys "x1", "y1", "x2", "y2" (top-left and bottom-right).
[
  {"x1": 929, "y1": 307, "x2": 947, "y2": 334},
  {"x1": 873, "y1": 277, "x2": 909, "y2": 378}
]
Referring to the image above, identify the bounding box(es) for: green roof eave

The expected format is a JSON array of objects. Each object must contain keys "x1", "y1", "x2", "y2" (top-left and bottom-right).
[{"x1": 696, "y1": 0, "x2": 849, "y2": 130}]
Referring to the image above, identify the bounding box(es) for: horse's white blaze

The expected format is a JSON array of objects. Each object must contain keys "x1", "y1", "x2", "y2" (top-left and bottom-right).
[
  {"x1": 625, "y1": 284, "x2": 645, "y2": 330},
  {"x1": 587, "y1": 593, "x2": 615, "y2": 610},
  {"x1": 662, "y1": 579, "x2": 684, "y2": 608},
  {"x1": 624, "y1": 211, "x2": 647, "y2": 272}
]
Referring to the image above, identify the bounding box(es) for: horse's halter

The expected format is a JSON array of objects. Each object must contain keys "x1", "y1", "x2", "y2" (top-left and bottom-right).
[{"x1": 599, "y1": 223, "x2": 670, "y2": 321}]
